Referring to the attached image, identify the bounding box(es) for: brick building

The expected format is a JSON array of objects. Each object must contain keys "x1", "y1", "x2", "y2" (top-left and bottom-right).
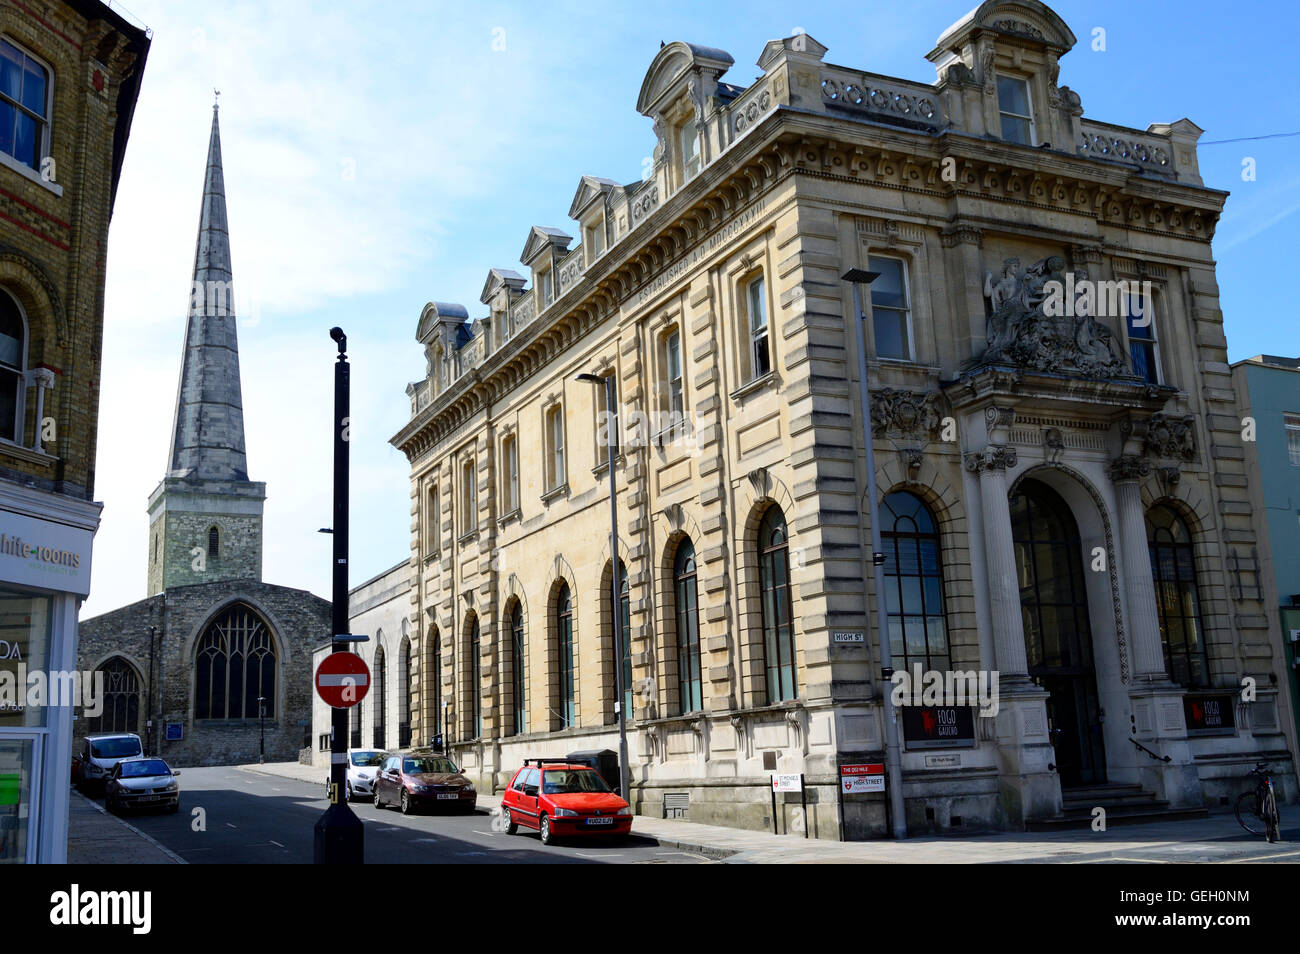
[
  {"x1": 74, "y1": 104, "x2": 329, "y2": 768},
  {"x1": 390, "y1": 0, "x2": 1298, "y2": 838},
  {"x1": 0, "y1": 0, "x2": 148, "y2": 863}
]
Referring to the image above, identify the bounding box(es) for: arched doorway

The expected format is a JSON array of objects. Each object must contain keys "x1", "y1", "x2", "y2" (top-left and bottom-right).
[{"x1": 1010, "y1": 478, "x2": 1106, "y2": 786}]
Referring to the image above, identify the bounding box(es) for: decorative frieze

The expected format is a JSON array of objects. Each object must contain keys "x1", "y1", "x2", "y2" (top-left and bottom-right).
[
  {"x1": 963, "y1": 445, "x2": 1017, "y2": 473},
  {"x1": 1108, "y1": 454, "x2": 1151, "y2": 482}
]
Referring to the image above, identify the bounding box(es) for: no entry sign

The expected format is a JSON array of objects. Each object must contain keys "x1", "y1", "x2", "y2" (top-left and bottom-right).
[{"x1": 315, "y1": 652, "x2": 370, "y2": 708}]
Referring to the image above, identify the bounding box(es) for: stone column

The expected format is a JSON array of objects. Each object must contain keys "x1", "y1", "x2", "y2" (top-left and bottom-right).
[
  {"x1": 965, "y1": 443, "x2": 1031, "y2": 689},
  {"x1": 1109, "y1": 455, "x2": 1168, "y2": 681}
]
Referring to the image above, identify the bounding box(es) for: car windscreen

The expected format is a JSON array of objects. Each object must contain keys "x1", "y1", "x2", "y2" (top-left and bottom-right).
[
  {"x1": 119, "y1": 760, "x2": 170, "y2": 778},
  {"x1": 542, "y1": 770, "x2": 610, "y2": 794},
  {"x1": 90, "y1": 738, "x2": 141, "y2": 759},
  {"x1": 403, "y1": 757, "x2": 457, "y2": 775},
  {"x1": 351, "y1": 752, "x2": 384, "y2": 766}
]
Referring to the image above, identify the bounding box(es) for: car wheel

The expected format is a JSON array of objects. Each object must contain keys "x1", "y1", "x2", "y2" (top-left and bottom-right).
[
  {"x1": 167, "y1": 801, "x2": 179, "y2": 814},
  {"x1": 400, "y1": 789, "x2": 413, "y2": 815},
  {"x1": 374, "y1": 786, "x2": 385, "y2": 810},
  {"x1": 107, "y1": 795, "x2": 119, "y2": 815},
  {"x1": 345, "y1": 781, "x2": 354, "y2": 802},
  {"x1": 504, "y1": 808, "x2": 518, "y2": 835},
  {"x1": 539, "y1": 814, "x2": 554, "y2": 845}
]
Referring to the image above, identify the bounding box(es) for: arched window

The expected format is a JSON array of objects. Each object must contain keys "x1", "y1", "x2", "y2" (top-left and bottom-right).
[
  {"x1": 1147, "y1": 505, "x2": 1209, "y2": 688},
  {"x1": 881, "y1": 491, "x2": 949, "y2": 672},
  {"x1": 372, "y1": 643, "x2": 386, "y2": 748},
  {"x1": 469, "y1": 617, "x2": 481, "y2": 738},
  {"x1": 207, "y1": 525, "x2": 219, "y2": 560},
  {"x1": 399, "y1": 634, "x2": 413, "y2": 747},
  {"x1": 89, "y1": 657, "x2": 140, "y2": 735},
  {"x1": 429, "y1": 623, "x2": 441, "y2": 741},
  {"x1": 674, "y1": 538, "x2": 702, "y2": 714},
  {"x1": 556, "y1": 582, "x2": 575, "y2": 728},
  {"x1": 350, "y1": 697, "x2": 363, "y2": 748},
  {"x1": 758, "y1": 506, "x2": 796, "y2": 703},
  {"x1": 194, "y1": 603, "x2": 276, "y2": 719},
  {"x1": 0, "y1": 289, "x2": 27, "y2": 443},
  {"x1": 510, "y1": 601, "x2": 525, "y2": 735}
]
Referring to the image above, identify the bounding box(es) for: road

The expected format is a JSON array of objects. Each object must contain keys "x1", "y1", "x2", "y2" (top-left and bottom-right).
[{"x1": 103, "y1": 766, "x2": 708, "y2": 864}]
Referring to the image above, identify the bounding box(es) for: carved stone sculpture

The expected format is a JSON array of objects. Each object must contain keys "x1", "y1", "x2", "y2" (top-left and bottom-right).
[
  {"x1": 1144, "y1": 413, "x2": 1197, "y2": 461},
  {"x1": 870, "y1": 387, "x2": 944, "y2": 438}
]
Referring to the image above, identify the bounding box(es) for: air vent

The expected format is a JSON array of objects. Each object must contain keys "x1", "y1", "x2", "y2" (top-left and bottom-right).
[{"x1": 664, "y1": 792, "x2": 690, "y2": 819}]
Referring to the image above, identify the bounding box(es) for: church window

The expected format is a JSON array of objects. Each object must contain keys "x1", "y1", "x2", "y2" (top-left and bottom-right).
[
  {"x1": 194, "y1": 603, "x2": 277, "y2": 719},
  {"x1": 207, "y1": 525, "x2": 220, "y2": 560}
]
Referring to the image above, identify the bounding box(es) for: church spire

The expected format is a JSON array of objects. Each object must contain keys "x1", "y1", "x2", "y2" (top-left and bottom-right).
[{"x1": 166, "y1": 100, "x2": 249, "y2": 481}]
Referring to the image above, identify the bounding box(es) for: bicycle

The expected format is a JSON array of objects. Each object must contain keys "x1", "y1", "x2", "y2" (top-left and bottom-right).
[{"x1": 1234, "y1": 762, "x2": 1282, "y2": 843}]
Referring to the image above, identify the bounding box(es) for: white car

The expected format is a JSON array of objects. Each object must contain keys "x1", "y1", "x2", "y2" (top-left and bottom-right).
[{"x1": 324, "y1": 749, "x2": 387, "y2": 801}]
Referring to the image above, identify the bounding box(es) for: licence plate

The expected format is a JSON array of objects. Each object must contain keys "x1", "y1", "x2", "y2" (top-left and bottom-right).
[
  {"x1": 585, "y1": 816, "x2": 613, "y2": 825},
  {"x1": 136, "y1": 796, "x2": 160, "y2": 802},
  {"x1": 436, "y1": 793, "x2": 458, "y2": 800}
]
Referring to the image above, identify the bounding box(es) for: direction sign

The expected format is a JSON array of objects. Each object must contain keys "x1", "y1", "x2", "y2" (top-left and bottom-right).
[
  {"x1": 840, "y1": 763, "x2": 884, "y2": 794},
  {"x1": 315, "y1": 652, "x2": 371, "y2": 708}
]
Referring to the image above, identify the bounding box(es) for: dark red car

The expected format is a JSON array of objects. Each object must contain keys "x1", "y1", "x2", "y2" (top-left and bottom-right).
[
  {"x1": 500, "y1": 760, "x2": 632, "y2": 845},
  {"x1": 373, "y1": 750, "x2": 476, "y2": 815}
]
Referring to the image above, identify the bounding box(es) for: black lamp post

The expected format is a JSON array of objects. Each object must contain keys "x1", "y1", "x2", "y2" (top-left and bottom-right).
[{"x1": 314, "y1": 326, "x2": 364, "y2": 863}]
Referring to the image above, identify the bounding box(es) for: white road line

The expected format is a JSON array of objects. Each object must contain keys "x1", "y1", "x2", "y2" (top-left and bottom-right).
[
  {"x1": 472, "y1": 830, "x2": 494, "y2": 836},
  {"x1": 576, "y1": 852, "x2": 622, "y2": 858},
  {"x1": 272, "y1": 788, "x2": 281, "y2": 792},
  {"x1": 225, "y1": 823, "x2": 237, "y2": 829},
  {"x1": 269, "y1": 840, "x2": 285, "y2": 848},
  {"x1": 1224, "y1": 848, "x2": 1300, "y2": 863}
]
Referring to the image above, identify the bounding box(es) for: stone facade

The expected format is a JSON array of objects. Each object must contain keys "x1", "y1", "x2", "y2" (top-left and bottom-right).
[
  {"x1": 389, "y1": 1, "x2": 1298, "y2": 838},
  {"x1": 74, "y1": 580, "x2": 329, "y2": 765}
]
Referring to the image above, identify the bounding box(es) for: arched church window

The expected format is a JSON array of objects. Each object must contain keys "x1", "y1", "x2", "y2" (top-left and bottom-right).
[
  {"x1": 194, "y1": 603, "x2": 276, "y2": 719},
  {"x1": 89, "y1": 657, "x2": 141, "y2": 735}
]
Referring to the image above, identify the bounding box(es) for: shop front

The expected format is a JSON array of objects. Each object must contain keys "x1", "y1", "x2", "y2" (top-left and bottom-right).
[{"x1": 0, "y1": 481, "x2": 97, "y2": 863}]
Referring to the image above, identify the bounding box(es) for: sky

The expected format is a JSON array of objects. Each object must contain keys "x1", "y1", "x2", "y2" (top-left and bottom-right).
[{"x1": 80, "y1": 0, "x2": 1300, "y2": 618}]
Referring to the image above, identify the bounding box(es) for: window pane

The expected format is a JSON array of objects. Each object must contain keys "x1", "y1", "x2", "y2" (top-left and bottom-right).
[
  {"x1": 0, "y1": 100, "x2": 15, "y2": 158},
  {"x1": 867, "y1": 258, "x2": 906, "y2": 310},
  {"x1": 14, "y1": 111, "x2": 37, "y2": 168},
  {"x1": 748, "y1": 279, "x2": 767, "y2": 332},
  {"x1": 997, "y1": 75, "x2": 1030, "y2": 116},
  {"x1": 1000, "y1": 115, "x2": 1031, "y2": 144},
  {"x1": 21, "y1": 61, "x2": 45, "y2": 117},
  {"x1": 0, "y1": 44, "x2": 20, "y2": 102},
  {"x1": 873, "y1": 308, "x2": 908, "y2": 360}
]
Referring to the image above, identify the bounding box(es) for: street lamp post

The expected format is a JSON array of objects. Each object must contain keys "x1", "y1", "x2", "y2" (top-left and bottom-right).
[
  {"x1": 842, "y1": 269, "x2": 908, "y2": 840},
  {"x1": 258, "y1": 696, "x2": 266, "y2": 763},
  {"x1": 576, "y1": 372, "x2": 630, "y2": 802},
  {"x1": 314, "y1": 326, "x2": 364, "y2": 863},
  {"x1": 442, "y1": 700, "x2": 450, "y2": 756}
]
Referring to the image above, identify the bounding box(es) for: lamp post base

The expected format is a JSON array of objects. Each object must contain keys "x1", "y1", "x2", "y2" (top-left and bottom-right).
[{"x1": 314, "y1": 802, "x2": 364, "y2": 863}]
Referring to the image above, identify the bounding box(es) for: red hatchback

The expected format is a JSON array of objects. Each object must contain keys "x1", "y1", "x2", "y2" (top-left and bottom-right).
[{"x1": 501, "y1": 760, "x2": 632, "y2": 845}]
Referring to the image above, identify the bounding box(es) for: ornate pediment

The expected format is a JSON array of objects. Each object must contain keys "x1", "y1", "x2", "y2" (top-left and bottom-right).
[{"x1": 978, "y1": 256, "x2": 1131, "y2": 379}]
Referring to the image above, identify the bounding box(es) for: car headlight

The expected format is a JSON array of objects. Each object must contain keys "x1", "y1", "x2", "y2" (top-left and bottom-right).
[
  {"x1": 165, "y1": 781, "x2": 179, "y2": 792},
  {"x1": 464, "y1": 783, "x2": 474, "y2": 792},
  {"x1": 617, "y1": 806, "x2": 632, "y2": 816},
  {"x1": 553, "y1": 807, "x2": 578, "y2": 817}
]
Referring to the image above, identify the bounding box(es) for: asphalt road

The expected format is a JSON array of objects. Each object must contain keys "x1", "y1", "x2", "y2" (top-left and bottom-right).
[{"x1": 100, "y1": 766, "x2": 708, "y2": 864}]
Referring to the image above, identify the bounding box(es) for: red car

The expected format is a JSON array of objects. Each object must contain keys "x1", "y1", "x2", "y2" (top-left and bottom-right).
[{"x1": 501, "y1": 760, "x2": 632, "y2": 845}]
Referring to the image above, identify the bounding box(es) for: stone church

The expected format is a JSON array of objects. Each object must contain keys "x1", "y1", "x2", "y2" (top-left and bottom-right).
[{"x1": 74, "y1": 104, "x2": 329, "y2": 766}]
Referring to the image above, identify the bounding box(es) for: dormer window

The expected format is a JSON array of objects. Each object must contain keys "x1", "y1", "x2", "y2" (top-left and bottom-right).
[
  {"x1": 679, "y1": 120, "x2": 701, "y2": 181},
  {"x1": 585, "y1": 217, "x2": 605, "y2": 264},
  {"x1": 541, "y1": 268, "x2": 554, "y2": 307},
  {"x1": 996, "y1": 74, "x2": 1034, "y2": 145}
]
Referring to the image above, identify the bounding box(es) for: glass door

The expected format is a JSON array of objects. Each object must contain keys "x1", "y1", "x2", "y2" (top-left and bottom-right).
[{"x1": 0, "y1": 733, "x2": 41, "y2": 864}]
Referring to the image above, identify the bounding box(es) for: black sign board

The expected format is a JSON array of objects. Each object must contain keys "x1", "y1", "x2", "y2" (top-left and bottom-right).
[
  {"x1": 901, "y1": 705, "x2": 976, "y2": 749},
  {"x1": 1183, "y1": 694, "x2": 1236, "y2": 736}
]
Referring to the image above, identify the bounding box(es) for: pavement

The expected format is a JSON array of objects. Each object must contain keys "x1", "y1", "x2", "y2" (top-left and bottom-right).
[
  {"x1": 63, "y1": 759, "x2": 1300, "y2": 864},
  {"x1": 241, "y1": 760, "x2": 1300, "y2": 864},
  {"x1": 67, "y1": 787, "x2": 186, "y2": 864}
]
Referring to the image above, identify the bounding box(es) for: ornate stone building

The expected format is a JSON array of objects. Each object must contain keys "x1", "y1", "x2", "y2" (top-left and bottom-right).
[
  {"x1": 74, "y1": 105, "x2": 329, "y2": 767},
  {"x1": 391, "y1": 0, "x2": 1297, "y2": 837}
]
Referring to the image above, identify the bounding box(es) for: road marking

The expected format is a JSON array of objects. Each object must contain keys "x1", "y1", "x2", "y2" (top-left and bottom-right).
[
  {"x1": 225, "y1": 823, "x2": 237, "y2": 829},
  {"x1": 472, "y1": 830, "x2": 494, "y2": 836},
  {"x1": 1168, "y1": 845, "x2": 1226, "y2": 852},
  {"x1": 272, "y1": 787, "x2": 281, "y2": 792},
  {"x1": 1224, "y1": 848, "x2": 1300, "y2": 863},
  {"x1": 269, "y1": 840, "x2": 285, "y2": 848},
  {"x1": 576, "y1": 852, "x2": 622, "y2": 858}
]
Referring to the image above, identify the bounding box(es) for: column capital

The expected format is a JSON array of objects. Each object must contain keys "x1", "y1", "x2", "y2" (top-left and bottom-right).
[
  {"x1": 940, "y1": 224, "x2": 983, "y2": 248},
  {"x1": 964, "y1": 444, "x2": 1017, "y2": 474},
  {"x1": 1108, "y1": 454, "x2": 1151, "y2": 482}
]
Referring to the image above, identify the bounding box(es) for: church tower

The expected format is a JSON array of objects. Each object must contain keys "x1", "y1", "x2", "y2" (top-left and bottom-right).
[{"x1": 146, "y1": 102, "x2": 265, "y2": 595}]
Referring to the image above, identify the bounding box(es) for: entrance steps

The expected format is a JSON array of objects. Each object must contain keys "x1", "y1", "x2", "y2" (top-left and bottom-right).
[{"x1": 1025, "y1": 782, "x2": 1208, "y2": 831}]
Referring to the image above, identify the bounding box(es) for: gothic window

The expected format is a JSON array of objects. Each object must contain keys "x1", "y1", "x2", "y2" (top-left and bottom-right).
[
  {"x1": 207, "y1": 525, "x2": 219, "y2": 560},
  {"x1": 744, "y1": 275, "x2": 770, "y2": 381},
  {"x1": 89, "y1": 657, "x2": 140, "y2": 735},
  {"x1": 674, "y1": 538, "x2": 702, "y2": 714},
  {"x1": 881, "y1": 491, "x2": 949, "y2": 672},
  {"x1": 758, "y1": 506, "x2": 796, "y2": 703},
  {"x1": 194, "y1": 603, "x2": 277, "y2": 719},
  {"x1": 0, "y1": 39, "x2": 50, "y2": 171},
  {"x1": 1147, "y1": 505, "x2": 1209, "y2": 689},
  {"x1": 0, "y1": 289, "x2": 26, "y2": 443},
  {"x1": 869, "y1": 255, "x2": 912, "y2": 361},
  {"x1": 555, "y1": 582, "x2": 575, "y2": 728},
  {"x1": 996, "y1": 74, "x2": 1034, "y2": 145},
  {"x1": 510, "y1": 601, "x2": 525, "y2": 735}
]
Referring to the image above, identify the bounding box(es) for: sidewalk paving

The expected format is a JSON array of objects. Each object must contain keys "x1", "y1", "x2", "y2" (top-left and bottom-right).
[
  {"x1": 67, "y1": 788, "x2": 185, "y2": 864},
  {"x1": 240, "y1": 761, "x2": 1300, "y2": 863}
]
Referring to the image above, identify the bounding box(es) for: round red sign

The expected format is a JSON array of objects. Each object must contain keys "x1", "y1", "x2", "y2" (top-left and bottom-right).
[{"x1": 315, "y1": 651, "x2": 371, "y2": 708}]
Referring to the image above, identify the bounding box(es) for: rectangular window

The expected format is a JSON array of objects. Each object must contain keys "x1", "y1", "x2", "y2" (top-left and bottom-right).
[
  {"x1": 868, "y1": 256, "x2": 912, "y2": 361},
  {"x1": 541, "y1": 269, "x2": 554, "y2": 307},
  {"x1": 0, "y1": 40, "x2": 49, "y2": 171},
  {"x1": 1286, "y1": 414, "x2": 1300, "y2": 466},
  {"x1": 680, "y1": 121, "x2": 701, "y2": 181},
  {"x1": 1, "y1": 587, "x2": 52, "y2": 729},
  {"x1": 594, "y1": 374, "x2": 615, "y2": 466},
  {"x1": 502, "y1": 436, "x2": 519, "y2": 511},
  {"x1": 545, "y1": 405, "x2": 565, "y2": 490},
  {"x1": 996, "y1": 74, "x2": 1033, "y2": 145},
  {"x1": 460, "y1": 460, "x2": 476, "y2": 532},
  {"x1": 585, "y1": 218, "x2": 605, "y2": 261},
  {"x1": 426, "y1": 485, "x2": 439, "y2": 555},
  {"x1": 747, "y1": 277, "x2": 770, "y2": 379},
  {"x1": 1126, "y1": 291, "x2": 1160, "y2": 385},
  {"x1": 665, "y1": 330, "x2": 683, "y2": 417}
]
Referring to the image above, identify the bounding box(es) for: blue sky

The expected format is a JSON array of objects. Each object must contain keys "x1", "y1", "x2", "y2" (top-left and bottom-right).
[{"x1": 81, "y1": 0, "x2": 1300, "y2": 617}]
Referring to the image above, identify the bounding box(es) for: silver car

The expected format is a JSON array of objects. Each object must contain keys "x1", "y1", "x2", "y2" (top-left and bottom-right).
[{"x1": 105, "y1": 756, "x2": 181, "y2": 814}]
